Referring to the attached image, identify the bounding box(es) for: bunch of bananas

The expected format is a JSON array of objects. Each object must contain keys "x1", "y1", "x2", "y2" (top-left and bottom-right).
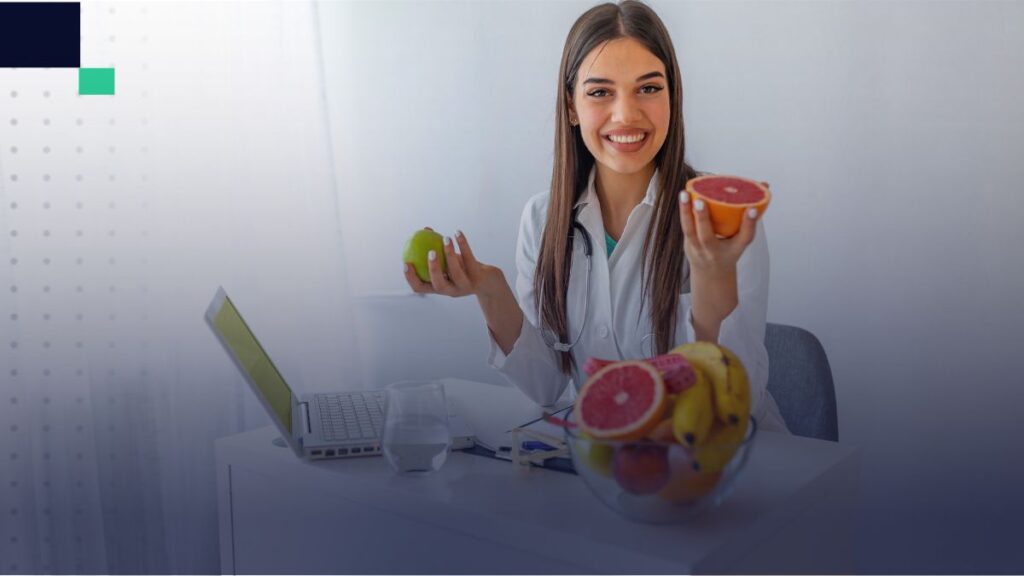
[{"x1": 668, "y1": 342, "x2": 752, "y2": 473}]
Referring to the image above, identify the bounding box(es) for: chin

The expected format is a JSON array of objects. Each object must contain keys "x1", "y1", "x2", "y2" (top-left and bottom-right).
[{"x1": 598, "y1": 155, "x2": 656, "y2": 176}]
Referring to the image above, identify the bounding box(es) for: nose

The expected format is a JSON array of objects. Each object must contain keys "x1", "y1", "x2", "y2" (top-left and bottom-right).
[{"x1": 611, "y1": 93, "x2": 643, "y2": 124}]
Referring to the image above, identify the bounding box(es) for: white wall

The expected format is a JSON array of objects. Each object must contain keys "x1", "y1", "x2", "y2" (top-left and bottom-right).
[
  {"x1": 0, "y1": 2, "x2": 360, "y2": 572},
  {"x1": 316, "y1": 0, "x2": 1024, "y2": 571}
]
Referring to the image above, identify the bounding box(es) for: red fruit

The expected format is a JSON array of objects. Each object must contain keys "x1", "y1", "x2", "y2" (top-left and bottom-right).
[
  {"x1": 686, "y1": 175, "x2": 771, "y2": 238},
  {"x1": 583, "y1": 354, "x2": 696, "y2": 394},
  {"x1": 646, "y1": 353, "x2": 697, "y2": 393},
  {"x1": 613, "y1": 444, "x2": 670, "y2": 495},
  {"x1": 690, "y1": 176, "x2": 767, "y2": 204},
  {"x1": 576, "y1": 362, "x2": 667, "y2": 441}
]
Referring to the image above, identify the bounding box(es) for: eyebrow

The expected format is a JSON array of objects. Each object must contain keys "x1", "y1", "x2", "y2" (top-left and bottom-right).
[{"x1": 582, "y1": 71, "x2": 665, "y2": 85}]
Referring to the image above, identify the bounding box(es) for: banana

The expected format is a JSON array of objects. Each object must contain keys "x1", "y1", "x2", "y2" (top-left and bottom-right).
[
  {"x1": 716, "y1": 346, "x2": 751, "y2": 426},
  {"x1": 671, "y1": 370, "x2": 713, "y2": 447},
  {"x1": 672, "y1": 342, "x2": 751, "y2": 427},
  {"x1": 692, "y1": 418, "x2": 749, "y2": 473}
]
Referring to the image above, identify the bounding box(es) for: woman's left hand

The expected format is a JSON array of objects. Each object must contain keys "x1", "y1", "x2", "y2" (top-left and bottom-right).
[{"x1": 677, "y1": 182, "x2": 767, "y2": 274}]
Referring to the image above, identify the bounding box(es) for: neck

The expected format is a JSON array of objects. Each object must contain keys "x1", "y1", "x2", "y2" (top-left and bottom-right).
[{"x1": 594, "y1": 162, "x2": 656, "y2": 240}]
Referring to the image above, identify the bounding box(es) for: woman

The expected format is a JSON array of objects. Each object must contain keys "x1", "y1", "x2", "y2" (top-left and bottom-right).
[{"x1": 403, "y1": 1, "x2": 788, "y2": 432}]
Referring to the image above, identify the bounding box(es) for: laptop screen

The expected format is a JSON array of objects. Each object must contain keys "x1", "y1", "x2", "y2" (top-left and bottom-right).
[{"x1": 209, "y1": 291, "x2": 294, "y2": 433}]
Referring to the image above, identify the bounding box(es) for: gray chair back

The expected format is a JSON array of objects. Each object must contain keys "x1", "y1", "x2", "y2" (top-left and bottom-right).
[{"x1": 764, "y1": 323, "x2": 838, "y2": 441}]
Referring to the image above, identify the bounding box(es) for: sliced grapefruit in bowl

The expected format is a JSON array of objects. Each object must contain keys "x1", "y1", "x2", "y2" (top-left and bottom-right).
[
  {"x1": 686, "y1": 175, "x2": 771, "y2": 238},
  {"x1": 575, "y1": 361, "x2": 668, "y2": 441},
  {"x1": 583, "y1": 353, "x2": 697, "y2": 394}
]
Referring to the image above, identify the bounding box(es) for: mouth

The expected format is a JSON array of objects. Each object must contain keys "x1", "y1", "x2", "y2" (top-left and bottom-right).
[{"x1": 603, "y1": 131, "x2": 649, "y2": 152}]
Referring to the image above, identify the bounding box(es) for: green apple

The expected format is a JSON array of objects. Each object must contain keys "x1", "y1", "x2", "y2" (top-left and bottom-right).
[{"x1": 403, "y1": 228, "x2": 446, "y2": 282}]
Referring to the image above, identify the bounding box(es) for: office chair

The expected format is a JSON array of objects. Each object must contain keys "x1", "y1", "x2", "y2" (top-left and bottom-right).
[{"x1": 764, "y1": 323, "x2": 839, "y2": 441}]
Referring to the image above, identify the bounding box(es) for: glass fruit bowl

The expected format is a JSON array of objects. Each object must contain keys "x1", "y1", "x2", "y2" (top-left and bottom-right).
[{"x1": 562, "y1": 414, "x2": 758, "y2": 524}]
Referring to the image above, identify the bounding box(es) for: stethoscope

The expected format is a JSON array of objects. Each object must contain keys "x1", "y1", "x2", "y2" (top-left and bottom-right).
[
  {"x1": 539, "y1": 206, "x2": 658, "y2": 381},
  {"x1": 539, "y1": 206, "x2": 593, "y2": 354}
]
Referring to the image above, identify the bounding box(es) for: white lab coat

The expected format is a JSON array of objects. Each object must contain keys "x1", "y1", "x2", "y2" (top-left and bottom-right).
[{"x1": 486, "y1": 166, "x2": 789, "y2": 433}]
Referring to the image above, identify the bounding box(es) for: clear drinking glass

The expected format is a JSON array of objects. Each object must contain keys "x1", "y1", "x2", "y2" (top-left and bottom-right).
[{"x1": 381, "y1": 380, "x2": 451, "y2": 475}]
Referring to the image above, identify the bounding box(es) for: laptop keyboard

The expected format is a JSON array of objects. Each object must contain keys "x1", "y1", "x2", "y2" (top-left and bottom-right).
[{"x1": 317, "y1": 391, "x2": 385, "y2": 442}]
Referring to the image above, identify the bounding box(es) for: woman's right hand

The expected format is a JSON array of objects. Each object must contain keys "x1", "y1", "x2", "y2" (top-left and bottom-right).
[{"x1": 403, "y1": 228, "x2": 504, "y2": 298}]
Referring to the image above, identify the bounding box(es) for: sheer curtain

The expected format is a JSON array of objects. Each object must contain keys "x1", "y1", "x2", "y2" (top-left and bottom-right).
[{"x1": 0, "y1": 2, "x2": 357, "y2": 573}]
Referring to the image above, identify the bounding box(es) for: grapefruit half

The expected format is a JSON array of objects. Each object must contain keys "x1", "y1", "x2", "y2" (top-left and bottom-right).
[
  {"x1": 686, "y1": 175, "x2": 771, "y2": 238},
  {"x1": 576, "y1": 361, "x2": 668, "y2": 441}
]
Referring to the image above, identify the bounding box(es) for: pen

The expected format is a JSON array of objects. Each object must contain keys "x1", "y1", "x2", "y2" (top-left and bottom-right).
[{"x1": 521, "y1": 440, "x2": 558, "y2": 452}]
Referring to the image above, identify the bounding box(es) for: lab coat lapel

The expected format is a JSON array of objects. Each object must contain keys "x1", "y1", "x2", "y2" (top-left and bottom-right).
[
  {"x1": 572, "y1": 186, "x2": 620, "y2": 360},
  {"x1": 606, "y1": 170, "x2": 660, "y2": 359}
]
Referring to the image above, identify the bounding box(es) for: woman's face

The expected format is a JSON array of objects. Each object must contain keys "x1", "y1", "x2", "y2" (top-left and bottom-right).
[{"x1": 570, "y1": 37, "x2": 670, "y2": 177}]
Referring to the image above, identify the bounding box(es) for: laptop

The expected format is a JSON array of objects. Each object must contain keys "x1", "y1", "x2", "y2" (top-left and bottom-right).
[{"x1": 205, "y1": 287, "x2": 475, "y2": 460}]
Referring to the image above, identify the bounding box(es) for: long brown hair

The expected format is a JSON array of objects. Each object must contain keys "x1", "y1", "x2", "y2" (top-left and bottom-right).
[{"x1": 535, "y1": 0, "x2": 698, "y2": 373}]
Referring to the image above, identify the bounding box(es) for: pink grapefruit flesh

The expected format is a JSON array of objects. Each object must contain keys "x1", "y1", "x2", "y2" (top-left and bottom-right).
[{"x1": 576, "y1": 361, "x2": 667, "y2": 441}]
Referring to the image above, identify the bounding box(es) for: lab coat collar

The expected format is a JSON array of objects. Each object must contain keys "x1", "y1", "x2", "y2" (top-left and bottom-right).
[{"x1": 573, "y1": 165, "x2": 661, "y2": 211}]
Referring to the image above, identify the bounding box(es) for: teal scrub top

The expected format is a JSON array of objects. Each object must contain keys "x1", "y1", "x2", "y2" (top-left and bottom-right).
[{"x1": 605, "y1": 232, "x2": 618, "y2": 256}]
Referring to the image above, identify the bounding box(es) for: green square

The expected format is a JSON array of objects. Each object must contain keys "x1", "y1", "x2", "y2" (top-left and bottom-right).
[{"x1": 79, "y1": 68, "x2": 116, "y2": 95}]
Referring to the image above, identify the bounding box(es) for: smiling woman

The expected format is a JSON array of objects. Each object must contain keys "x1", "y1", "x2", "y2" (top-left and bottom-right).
[
  {"x1": 401, "y1": 0, "x2": 788, "y2": 433},
  {"x1": 537, "y1": 1, "x2": 698, "y2": 373}
]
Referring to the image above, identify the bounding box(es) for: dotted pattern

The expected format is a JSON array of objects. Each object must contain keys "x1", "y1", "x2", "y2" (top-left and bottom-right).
[
  {"x1": 3, "y1": 3, "x2": 349, "y2": 573},
  {"x1": 0, "y1": 4, "x2": 152, "y2": 574}
]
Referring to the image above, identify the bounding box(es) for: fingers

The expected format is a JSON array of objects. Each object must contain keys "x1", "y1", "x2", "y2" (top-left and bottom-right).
[
  {"x1": 455, "y1": 230, "x2": 480, "y2": 268},
  {"x1": 731, "y1": 206, "x2": 759, "y2": 248},
  {"x1": 405, "y1": 230, "x2": 477, "y2": 297},
  {"x1": 678, "y1": 191, "x2": 697, "y2": 245},
  {"x1": 690, "y1": 195, "x2": 716, "y2": 244},
  {"x1": 443, "y1": 235, "x2": 472, "y2": 292},
  {"x1": 403, "y1": 263, "x2": 434, "y2": 294},
  {"x1": 427, "y1": 248, "x2": 457, "y2": 295},
  {"x1": 680, "y1": 189, "x2": 760, "y2": 268}
]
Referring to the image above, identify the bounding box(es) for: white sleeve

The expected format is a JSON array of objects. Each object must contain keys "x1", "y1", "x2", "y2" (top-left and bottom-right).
[
  {"x1": 485, "y1": 197, "x2": 572, "y2": 407},
  {"x1": 684, "y1": 218, "x2": 774, "y2": 423}
]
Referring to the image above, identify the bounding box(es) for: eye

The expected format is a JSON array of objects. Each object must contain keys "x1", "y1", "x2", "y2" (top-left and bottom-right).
[
  {"x1": 640, "y1": 84, "x2": 664, "y2": 95},
  {"x1": 587, "y1": 89, "x2": 609, "y2": 98}
]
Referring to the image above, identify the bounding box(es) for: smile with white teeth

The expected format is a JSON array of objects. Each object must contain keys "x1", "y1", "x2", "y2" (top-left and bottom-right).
[{"x1": 607, "y1": 133, "x2": 647, "y2": 144}]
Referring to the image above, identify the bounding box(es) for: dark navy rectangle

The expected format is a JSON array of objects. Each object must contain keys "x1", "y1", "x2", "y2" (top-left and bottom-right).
[{"x1": 0, "y1": 2, "x2": 80, "y2": 68}]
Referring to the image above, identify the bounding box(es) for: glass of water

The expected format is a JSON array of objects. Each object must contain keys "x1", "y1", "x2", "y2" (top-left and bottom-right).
[{"x1": 381, "y1": 380, "x2": 451, "y2": 475}]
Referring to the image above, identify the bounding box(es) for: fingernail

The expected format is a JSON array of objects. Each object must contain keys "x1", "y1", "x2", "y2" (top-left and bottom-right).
[
  {"x1": 694, "y1": 199, "x2": 705, "y2": 212},
  {"x1": 678, "y1": 191, "x2": 689, "y2": 204},
  {"x1": 445, "y1": 236, "x2": 452, "y2": 246},
  {"x1": 747, "y1": 207, "x2": 758, "y2": 219},
  {"x1": 428, "y1": 250, "x2": 436, "y2": 261},
  {"x1": 456, "y1": 229, "x2": 464, "y2": 239},
  {"x1": 404, "y1": 263, "x2": 410, "y2": 273}
]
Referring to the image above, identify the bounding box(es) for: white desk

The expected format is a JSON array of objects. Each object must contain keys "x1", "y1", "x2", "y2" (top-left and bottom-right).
[{"x1": 216, "y1": 379, "x2": 860, "y2": 574}]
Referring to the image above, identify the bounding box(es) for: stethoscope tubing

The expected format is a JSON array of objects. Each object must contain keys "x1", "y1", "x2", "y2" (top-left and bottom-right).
[
  {"x1": 547, "y1": 209, "x2": 592, "y2": 353},
  {"x1": 544, "y1": 208, "x2": 657, "y2": 351}
]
